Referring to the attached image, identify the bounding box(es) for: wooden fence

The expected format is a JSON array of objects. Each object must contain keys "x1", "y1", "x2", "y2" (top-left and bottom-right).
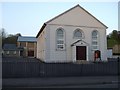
[{"x1": 2, "y1": 60, "x2": 119, "y2": 78}]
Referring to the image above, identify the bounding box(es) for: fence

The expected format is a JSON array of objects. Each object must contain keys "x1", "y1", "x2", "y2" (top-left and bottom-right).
[{"x1": 2, "y1": 60, "x2": 119, "y2": 78}]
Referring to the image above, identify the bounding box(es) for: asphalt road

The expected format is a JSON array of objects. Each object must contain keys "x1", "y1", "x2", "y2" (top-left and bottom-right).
[
  {"x1": 2, "y1": 76, "x2": 119, "y2": 89},
  {"x1": 6, "y1": 84, "x2": 118, "y2": 88}
]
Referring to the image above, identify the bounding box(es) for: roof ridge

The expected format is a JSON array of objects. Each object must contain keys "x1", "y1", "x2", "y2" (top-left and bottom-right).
[{"x1": 18, "y1": 36, "x2": 36, "y2": 38}]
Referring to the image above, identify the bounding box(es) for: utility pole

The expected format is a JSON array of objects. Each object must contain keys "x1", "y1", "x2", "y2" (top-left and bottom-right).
[{"x1": 117, "y1": 31, "x2": 120, "y2": 86}]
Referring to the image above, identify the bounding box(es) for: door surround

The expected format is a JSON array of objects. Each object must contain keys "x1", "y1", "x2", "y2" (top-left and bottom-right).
[{"x1": 71, "y1": 40, "x2": 89, "y2": 62}]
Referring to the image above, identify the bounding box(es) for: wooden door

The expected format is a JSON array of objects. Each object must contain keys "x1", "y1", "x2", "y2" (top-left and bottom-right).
[
  {"x1": 28, "y1": 50, "x2": 34, "y2": 57},
  {"x1": 76, "y1": 46, "x2": 86, "y2": 60}
]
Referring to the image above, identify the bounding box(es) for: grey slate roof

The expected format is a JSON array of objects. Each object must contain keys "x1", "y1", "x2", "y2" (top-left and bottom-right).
[
  {"x1": 3, "y1": 44, "x2": 17, "y2": 50},
  {"x1": 3, "y1": 44, "x2": 23, "y2": 51},
  {"x1": 17, "y1": 36, "x2": 37, "y2": 42}
]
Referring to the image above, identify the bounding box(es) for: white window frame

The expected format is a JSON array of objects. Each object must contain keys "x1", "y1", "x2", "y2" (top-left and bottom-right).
[
  {"x1": 92, "y1": 30, "x2": 99, "y2": 51},
  {"x1": 56, "y1": 28, "x2": 65, "y2": 50},
  {"x1": 73, "y1": 29, "x2": 84, "y2": 39}
]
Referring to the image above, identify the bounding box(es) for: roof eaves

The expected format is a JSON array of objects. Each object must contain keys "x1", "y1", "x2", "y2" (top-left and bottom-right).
[
  {"x1": 78, "y1": 5, "x2": 108, "y2": 29},
  {"x1": 36, "y1": 23, "x2": 46, "y2": 38},
  {"x1": 36, "y1": 5, "x2": 80, "y2": 38}
]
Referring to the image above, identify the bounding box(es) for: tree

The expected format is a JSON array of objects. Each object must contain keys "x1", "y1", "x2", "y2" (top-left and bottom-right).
[
  {"x1": 3, "y1": 33, "x2": 22, "y2": 45},
  {"x1": 0, "y1": 28, "x2": 7, "y2": 39},
  {"x1": 16, "y1": 33, "x2": 21, "y2": 37},
  {"x1": 0, "y1": 28, "x2": 8, "y2": 47},
  {"x1": 107, "y1": 30, "x2": 120, "y2": 48},
  {"x1": 110, "y1": 30, "x2": 118, "y2": 40}
]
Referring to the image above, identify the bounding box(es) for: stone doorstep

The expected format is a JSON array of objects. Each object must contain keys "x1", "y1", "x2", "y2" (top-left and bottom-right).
[{"x1": 74, "y1": 60, "x2": 91, "y2": 64}]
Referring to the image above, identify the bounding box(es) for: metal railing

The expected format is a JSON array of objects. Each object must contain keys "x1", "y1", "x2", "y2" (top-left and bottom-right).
[{"x1": 2, "y1": 58, "x2": 119, "y2": 78}]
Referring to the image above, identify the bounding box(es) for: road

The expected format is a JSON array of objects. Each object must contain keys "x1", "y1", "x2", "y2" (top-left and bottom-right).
[{"x1": 2, "y1": 76, "x2": 119, "y2": 89}]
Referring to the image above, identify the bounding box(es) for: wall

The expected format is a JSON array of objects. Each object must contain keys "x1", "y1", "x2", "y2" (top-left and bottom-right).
[
  {"x1": 49, "y1": 6, "x2": 106, "y2": 29},
  {"x1": 99, "y1": 28, "x2": 107, "y2": 61},
  {"x1": 107, "y1": 49, "x2": 113, "y2": 58},
  {"x1": 37, "y1": 28, "x2": 46, "y2": 61},
  {"x1": 48, "y1": 24, "x2": 107, "y2": 62},
  {"x1": 37, "y1": 5, "x2": 107, "y2": 62},
  {"x1": 3, "y1": 50, "x2": 19, "y2": 57},
  {"x1": 17, "y1": 41, "x2": 37, "y2": 57},
  {"x1": 27, "y1": 42, "x2": 37, "y2": 57}
]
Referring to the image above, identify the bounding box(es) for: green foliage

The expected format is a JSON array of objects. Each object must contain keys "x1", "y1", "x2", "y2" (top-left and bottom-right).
[
  {"x1": 107, "y1": 38, "x2": 118, "y2": 48},
  {"x1": 3, "y1": 33, "x2": 21, "y2": 46},
  {"x1": 107, "y1": 30, "x2": 120, "y2": 48},
  {"x1": 1, "y1": 28, "x2": 22, "y2": 47}
]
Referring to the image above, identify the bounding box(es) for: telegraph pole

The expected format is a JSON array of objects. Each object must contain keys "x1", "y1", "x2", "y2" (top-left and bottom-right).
[{"x1": 117, "y1": 31, "x2": 120, "y2": 86}]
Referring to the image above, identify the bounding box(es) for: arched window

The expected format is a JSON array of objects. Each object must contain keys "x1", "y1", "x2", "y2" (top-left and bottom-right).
[
  {"x1": 56, "y1": 28, "x2": 65, "y2": 50},
  {"x1": 74, "y1": 29, "x2": 84, "y2": 39},
  {"x1": 92, "y1": 30, "x2": 99, "y2": 50},
  {"x1": 92, "y1": 30, "x2": 98, "y2": 39}
]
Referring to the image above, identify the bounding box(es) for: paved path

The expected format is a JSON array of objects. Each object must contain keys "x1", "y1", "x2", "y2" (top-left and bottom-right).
[{"x1": 2, "y1": 76, "x2": 119, "y2": 88}]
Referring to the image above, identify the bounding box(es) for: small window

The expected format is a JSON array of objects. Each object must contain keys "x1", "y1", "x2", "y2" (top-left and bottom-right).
[
  {"x1": 13, "y1": 51, "x2": 16, "y2": 54},
  {"x1": 74, "y1": 29, "x2": 83, "y2": 39},
  {"x1": 2, "y1": 50, "x2": 4, "y2": 54},
  {"x1": 6, "y1": 51, "x2": 9, "y2": 54}
]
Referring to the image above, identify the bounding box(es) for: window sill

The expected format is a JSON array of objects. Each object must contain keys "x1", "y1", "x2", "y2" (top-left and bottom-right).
[{"x1": 56, "y1": 49, "x2": 66, "y2": 51}]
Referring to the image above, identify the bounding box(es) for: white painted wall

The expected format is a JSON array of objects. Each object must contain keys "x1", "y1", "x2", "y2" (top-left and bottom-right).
[
  {"x1": 47, "y1": 24, "x2": 107, "y2": 62},
  {"x1": 99, "y1": 28, "x2": 107, "y2": 61},
  {"x1": 37, "y1": 28, "x2": 46, "y2": 61},
  {"x1": 48, "y1": 6, "x2": 106, "y2": 29}
]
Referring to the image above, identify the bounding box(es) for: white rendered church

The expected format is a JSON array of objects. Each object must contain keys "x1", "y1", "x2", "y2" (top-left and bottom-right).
[{"x1": 36, "y1": 4, "x2": 108, "y2": 63}]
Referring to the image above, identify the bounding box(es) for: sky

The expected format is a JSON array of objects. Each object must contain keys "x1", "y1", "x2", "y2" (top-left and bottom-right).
[{"x1": 1, "y1": 2, "x2": 118, "y2": 36}]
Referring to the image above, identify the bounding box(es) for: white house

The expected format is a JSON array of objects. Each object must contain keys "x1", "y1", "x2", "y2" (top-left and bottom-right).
[{"x1": 36, "y1": 4, "x2": 108, "y2": 63}]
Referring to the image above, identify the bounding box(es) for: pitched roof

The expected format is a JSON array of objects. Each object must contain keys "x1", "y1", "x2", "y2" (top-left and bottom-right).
[
  {"x1": 71, "y1": 40, "x2": 89, "y2": 46},
  {"x1": 3, "y1": 44, "x2": 17, "y2": 50},
  {"x1": 36, "y1": 23, "x2": 46, "y2": 38},
  {"x1": 17, "y1": 36, "x2": 37, "y2": 42},
  {"x1": 36, "y1": 4, "x2": 108, "y2": 38}
]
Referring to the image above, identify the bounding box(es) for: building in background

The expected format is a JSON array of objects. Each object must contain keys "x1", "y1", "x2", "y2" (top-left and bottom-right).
[
  {"x1": 107, "y1": 48, "x2": 113, "y2": 58},
  {"x1": 17, "y1": 36, "x2": 37, "y2": 57},
  {"x1": 3, "y1": 44, "x2": 23, "y2": 57}
]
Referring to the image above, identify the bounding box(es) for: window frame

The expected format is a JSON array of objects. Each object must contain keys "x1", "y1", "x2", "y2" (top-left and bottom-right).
[
  {"x1": 13, "y1": 51, "x2": 17, "y2": 54},
  {"x1": 56, "y1": 28, "x2": 65, "y2": 50},
  {"x1": 6, "y1": 51, "x2": 9, "y2": 55},
  {"x1": 73, "y1": 29, "x2": 84, "y2": 39},
  {"x1": 91, "y1": 30, "x2": 99, "y2": 51}
]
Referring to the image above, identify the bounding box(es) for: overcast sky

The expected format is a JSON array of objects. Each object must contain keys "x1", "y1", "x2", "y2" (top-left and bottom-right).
[{"x1": 2, "y1": 2, "x2": 118, "y2": 36}]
